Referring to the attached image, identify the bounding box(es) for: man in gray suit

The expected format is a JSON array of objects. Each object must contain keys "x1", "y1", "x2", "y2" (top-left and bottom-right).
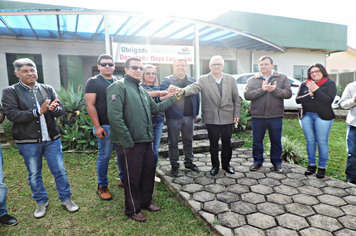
[{"x1": 169, "y1": 55, "x2": 240, "y2": 175}]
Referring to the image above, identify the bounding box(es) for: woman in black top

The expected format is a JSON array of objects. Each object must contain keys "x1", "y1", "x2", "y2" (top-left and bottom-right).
[{"x1": 296, "y1": 63, "x2": 336, "y2": 178}]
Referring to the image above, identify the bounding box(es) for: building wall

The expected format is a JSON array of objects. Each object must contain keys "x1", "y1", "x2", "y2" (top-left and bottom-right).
[
  {"x1": 0, "y1": 39, "x2": 106, "y2": 98},
  {"x1": 326, "y1": 51, "x2": 356, "y2": 73}
]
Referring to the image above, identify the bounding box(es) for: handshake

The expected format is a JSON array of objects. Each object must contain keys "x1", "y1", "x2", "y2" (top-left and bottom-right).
[{"x1": 168, "y1": 85, "x2": 185, "y2": 99}]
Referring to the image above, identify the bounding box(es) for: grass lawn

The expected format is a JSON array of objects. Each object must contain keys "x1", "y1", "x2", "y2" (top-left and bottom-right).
[
  {"x1": 234, "y1": 118, "x2": 348, "y2": 181},
  {"x1": 0, "y1": 148, "x2": 210, "y2": 235}
]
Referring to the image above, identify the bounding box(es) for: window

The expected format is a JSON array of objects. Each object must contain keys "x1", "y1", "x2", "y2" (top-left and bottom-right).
[{"x1": 293, "y1": 66, "x2": 308, "y2": 82}]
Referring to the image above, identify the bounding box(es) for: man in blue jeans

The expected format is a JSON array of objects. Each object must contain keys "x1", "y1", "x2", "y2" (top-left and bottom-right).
[
  {"x1": 160, "y1": 58, "x2": 200, "y2": 176},
  {"x1": 85, "y1": 54, "x2": 124, "y2": 200},
  {"x1": 340, "y1": 81, "x2": 356, "y2": 184},
  {"x1": 244, "y1": 56, "x2": 292, "y2": 173},
  {"x1": 2, "y1": 58, "x2": 78, "y2": 219},
  {"x1": 0, "y1": 106, "x2": 18, "y2": 226}
]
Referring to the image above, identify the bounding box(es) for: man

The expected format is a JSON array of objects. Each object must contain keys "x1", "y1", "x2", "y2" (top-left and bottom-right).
[
  {"x1": 106, "y1": 57, "x2": 177, "y2": 222},
  {"x1": 0, "y1": 104, "x2": 18, "y2": 226},
  {"x1": 160, "y1": 58, "x2": 200, "y2": 176},
  {"x1": 340, "y1": 82, "x2": 356, "y2": 184},
  {"x1": 85, "y1": 54, "x2": 124, "y2": 201},
  {"x1": 244, "y1": 56, "x2": 292, "y2": 173},
  {"x1": 169, "y1": 55, "x2": 240, "y2": 175},
  {"x1": 2, "y1": 58, "x2": 79, "y2": 219}
]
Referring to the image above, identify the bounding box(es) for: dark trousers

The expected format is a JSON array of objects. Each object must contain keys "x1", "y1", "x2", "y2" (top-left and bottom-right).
[
  {"x1": 251, "y1": 117, "x2": 283, "y2": 166},
  {"x1": 116, "y1": 143, "x2": 155, "y2": 217},
  {"x1": 206, "y1": 124, "x2": 233, "y2": 169}
]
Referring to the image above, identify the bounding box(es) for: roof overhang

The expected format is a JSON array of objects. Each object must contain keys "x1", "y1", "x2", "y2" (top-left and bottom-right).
[{"x1": 0, "y1": 9, "x2": 286, "y2": 52}]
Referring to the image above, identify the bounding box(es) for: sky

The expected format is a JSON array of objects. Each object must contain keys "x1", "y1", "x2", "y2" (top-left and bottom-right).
[{"x1": 8, "y1": 0, "x2": 356, "y2": 49}]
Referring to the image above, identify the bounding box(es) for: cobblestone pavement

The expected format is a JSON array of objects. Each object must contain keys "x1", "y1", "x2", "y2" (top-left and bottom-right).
[{"x1": 156, "y1": 148, "x2": 356, "y2": 236}]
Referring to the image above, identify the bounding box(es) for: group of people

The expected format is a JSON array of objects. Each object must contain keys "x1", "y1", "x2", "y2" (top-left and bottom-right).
[{"x1": 0, "y1": 53, "x2": 355, "y2": 226}]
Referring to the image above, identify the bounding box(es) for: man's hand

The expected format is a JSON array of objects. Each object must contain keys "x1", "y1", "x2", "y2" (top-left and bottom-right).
[
  {"x1": 48, "y1": 99, "x2": 59, "y2": 111},
  {"x1": 95, "y1": 126, "x2": 107, "y2": 139},
  {"x1": 168, "y1": 84, "x2": 179, "y2": 94},
  {"x1": 159, "y1": 90, "x2": 169, "y2": 97},
  {"x1": 234, "y1": 117, "x2": 240, "y2": 123},
  {"x1": 40, "y1": 99, "x2": 51, "y2": 114},
  {"x1": 195, "y1": 115, "x2": 198, "y2": 123},
  {"x1": 265, "y1": 81, "x2": 277, "y2": 92}
]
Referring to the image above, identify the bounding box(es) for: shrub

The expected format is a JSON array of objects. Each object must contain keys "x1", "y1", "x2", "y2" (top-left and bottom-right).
[
  {"x1": 234, "y1": 99, "x2": 251, "y2": 132},
  {"x1": 1, "y1": 119, "x2": 13, "y2": 141},
  {"x1": 265, "y1": 136, "x2": 305, "y2": 164},
  {"x1": 337, "y1": 84, "x2": 344, "y2": 97},
  {"x1": 56, "y1": 84, "x2": 97, "y2": 151}
]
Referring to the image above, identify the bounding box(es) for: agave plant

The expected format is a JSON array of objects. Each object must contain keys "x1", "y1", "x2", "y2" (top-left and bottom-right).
[
  {"x1": 56, "y1": 84, "x2": 97, "y2": 151},
  {"x1": 265, "y1": 136, "x2": 305, "y2": 164}
]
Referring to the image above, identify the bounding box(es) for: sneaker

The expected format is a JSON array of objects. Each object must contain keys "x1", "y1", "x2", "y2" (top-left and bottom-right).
[
  {"x1": 185, "y1": 164, "x2": 200, "y2": 172},
  {"x1": 154, "y1": 176, "x2": 161, "y2": 182},
  {"x1": 34, "y1": 202, "x2": 49, "y2": 218},
  {"x1": 97, "y1": 186, "x2": 112, "y2": 200},
  {"x1": 119, "y1": 180, "x2": 124, "y2": 188},
  {"x1": 0, "y1": 214, "x2": 18, "y2": 226},
  {"x1": 61, "y1": 199, "x2": 79, "y2": 213}
]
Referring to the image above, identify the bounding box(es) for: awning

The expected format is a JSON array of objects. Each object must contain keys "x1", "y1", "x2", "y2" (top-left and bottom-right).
[{"x1": 0, "y1": 9, "x2": 286, "y2": 52}]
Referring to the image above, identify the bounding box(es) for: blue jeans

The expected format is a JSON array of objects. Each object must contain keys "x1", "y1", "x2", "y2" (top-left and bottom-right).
[
  {"x1": 0, "y1": 146, "x2": 7, "y2": 217},
  {"x1": 300, "y1": 112, "x2": 333, "y2": 169},
  {"x1": 17, "y1": 139, "x2": 71, "y2": 203},
  {"x1": 94, "y1": 125, "x2": 123, "y2": 186},
  {"x1": 252, "y1": 117, "x2": 283, "y2": 166},
  {"x1": 166, "y1": 116, "x2": 194, "y2": 168},
  {"x1": 346, "y1": 124, "x2": 356, "y2": 181},
  {"x1": 151, "y1": 115, "x2": 164, "y2": 168}
]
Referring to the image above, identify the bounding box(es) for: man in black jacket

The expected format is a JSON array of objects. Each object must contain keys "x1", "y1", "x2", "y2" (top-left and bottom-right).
[{"x1": 2, "y1": 58, "x2": 79, "y2": 219}]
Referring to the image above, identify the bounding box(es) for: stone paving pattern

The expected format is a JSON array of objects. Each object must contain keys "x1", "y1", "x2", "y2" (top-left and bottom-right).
[{"x1": 156, "y1": 148, "x2": 356, "y2": 236}]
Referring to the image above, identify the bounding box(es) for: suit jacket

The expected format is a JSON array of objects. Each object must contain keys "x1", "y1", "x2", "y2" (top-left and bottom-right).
[{"x1": 184, "y1": 72, "x2": 240, "y2": 125}]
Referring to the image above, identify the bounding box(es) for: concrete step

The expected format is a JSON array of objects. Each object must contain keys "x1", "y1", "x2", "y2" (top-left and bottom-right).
[
  {"x1": 162, "y1": 122, "x2": 206, "y2": 133},
  {"x1": 158, "y1": 138, "x2": 244, "y2": 158},
  {"x1": 160, "y1": 129, "x2": 209, "y2": 143}
]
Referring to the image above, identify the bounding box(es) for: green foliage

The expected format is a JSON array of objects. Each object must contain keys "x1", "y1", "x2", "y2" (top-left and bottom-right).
[
  {"x1": 1, "y1": 119, "x2": 13, "y2": 141},
  {"x1": 234, "y1": 99, "x2": 251, "y2": 132},
  {"x1": 56, "y1": 84, "x2": 97, "y2": 151},
  {"x1": 280, "y1": 136, "x2": 305, "y2": 164},
  {"x1": 337, "y1": 84, "x2": 344, "y2": 97}
]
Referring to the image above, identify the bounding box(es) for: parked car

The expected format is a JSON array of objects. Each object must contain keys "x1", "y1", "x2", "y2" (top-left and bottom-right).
[{"x1": 233, "y1": 73, "x2": 340, "y2": 110}]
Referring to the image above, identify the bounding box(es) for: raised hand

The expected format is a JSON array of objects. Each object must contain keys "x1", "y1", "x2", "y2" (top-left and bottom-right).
[
  {"x1": 48, "y1": 99, "x2": 59, "y2": 111},
  {"x1": 40, "y1": 99, "x2": 51, "y2": 114}
]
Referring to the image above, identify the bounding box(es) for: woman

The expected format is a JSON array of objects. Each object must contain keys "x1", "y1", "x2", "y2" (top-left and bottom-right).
[
  {"x1": 296, "y1": 63, "x2": 336, "y2": 178},
  {"x1": 140, "y1": 65, "x2": 173, "y2": 171}
]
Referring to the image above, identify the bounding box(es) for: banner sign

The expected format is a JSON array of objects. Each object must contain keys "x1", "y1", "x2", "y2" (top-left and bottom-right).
[{"x1": 112, "y1": 43, "x2": 194, "y2": 64}]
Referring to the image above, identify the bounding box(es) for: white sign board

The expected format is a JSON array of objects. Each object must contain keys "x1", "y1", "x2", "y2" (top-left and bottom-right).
[{"x1": 112, "y1": 43, "x2": 194, "y2": 64}]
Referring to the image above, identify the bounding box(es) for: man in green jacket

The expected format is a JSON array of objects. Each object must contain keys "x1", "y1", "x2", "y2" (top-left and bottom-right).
[{"x1": 107, "y1": 57, "x2": 177, "y2": 222}]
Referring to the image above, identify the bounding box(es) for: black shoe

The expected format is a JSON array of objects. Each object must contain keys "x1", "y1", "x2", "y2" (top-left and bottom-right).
[
  {"x1": 0, "y1": 214, "x2": 18, "y2": 226},
  {"x1": 210, "y1": 167, "x2": 219, "y2": 175},
  {"x1": 274, "y1": 165, "x2": 284, "y2": 174},
  {"x1": 305, "y1": 165, "x2": 317, "y2": 175},
  {"x1": 171, "y1": 167, "x2": 179, "y2": 177},
  {"x1": 346, "y1": 179, "x2": 356, "y2": 184},
  {"x1": 222, "y1": 166, "x2": 235, "y2": 174},
  {"x1": 316, "y1": 168, "x2": 325, "y2": 179},
  {"x1": 249, "y1": 163, "x2": 262, "y2": 171},
  {"x1": 185, "y1": 164, "x2": 200, "y2": 172}
]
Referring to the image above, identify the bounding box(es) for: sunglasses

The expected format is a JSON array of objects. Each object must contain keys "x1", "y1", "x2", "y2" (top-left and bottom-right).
[
  {"x1": 100, "y1": 63, "x2": 115, "y2": 67},
  {"x1": 145, "y1": 72, "x2": 156, "y2": 75},
  {"x1": 127, "y1": 66, "x2": 144, "y2": 71}
]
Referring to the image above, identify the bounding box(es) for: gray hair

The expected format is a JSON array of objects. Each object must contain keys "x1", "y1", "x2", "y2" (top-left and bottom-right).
[
  {"x1": 13, "y1": 58, "x2": 36, "y2": 72},
  {"x1": 141, "y1": 64, "x2": 158, "y2": 86},
  {"x1": 209, "y1": 55, "x2": 224, "y2": 66}
]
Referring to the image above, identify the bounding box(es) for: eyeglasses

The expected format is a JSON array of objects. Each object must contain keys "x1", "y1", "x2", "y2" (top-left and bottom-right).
[
  {"x1": 308, "y1": 70, "x2": 321, "y2": 75},
  {"x1": 100, "y1": 63, "x2": 115, "y2": 67},
  {"x1": 211, "y1": 64, "x2": 223, "y2": 67},
  {"x1": 145, "y1": 72, "x2": 156, "y2": 75},
  {"x1": 127, "y1": 66, "x2": 144, "y2": 71}
]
